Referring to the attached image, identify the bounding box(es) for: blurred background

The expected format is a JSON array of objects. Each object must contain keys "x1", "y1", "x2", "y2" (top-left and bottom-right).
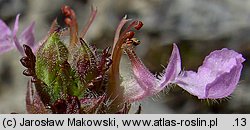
[{"x1": 0, "y1": 0, "x2": 249, "y2": 113}]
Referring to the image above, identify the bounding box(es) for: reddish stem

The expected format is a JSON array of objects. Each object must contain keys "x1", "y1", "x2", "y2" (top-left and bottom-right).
[
  {"x1": 61, "y1": 5, "x2": 78, "y2": 45},
  {"x1": 80, "y1": 6, "x2": 97, "y2": 38}
]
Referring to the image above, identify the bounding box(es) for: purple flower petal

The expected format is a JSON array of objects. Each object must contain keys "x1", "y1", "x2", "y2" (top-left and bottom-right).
[
  {"x1": 19, "y1": 22, "x2": 35, "y2": 47},
  {"x1": 122, "y1": 44, "x2": 181, "y2": 102},
  {"x1": 1, "y1": 14, "x2": 36, "y2": 55},
  {"x1": 176, "y1": 48, "x2": 245, "y2": 99},
  {"x1": 13, "y1": 14, "x2": 20, "y2": 35},
  {"x1": 158, "y1": 43, "x2": 181, "y2": 89},
  {"x1": 11, "y1": 14, "x2": 37, "y2": 55},
  {"x1": 121, "y1": 47, "x2": 157, "y2": 102},
  {"x1": 13, "y1": 14, "x2": 25, "y2": 55},
  {"x1": 0, "y1": 19, "x2": 14, "y2": 54}
]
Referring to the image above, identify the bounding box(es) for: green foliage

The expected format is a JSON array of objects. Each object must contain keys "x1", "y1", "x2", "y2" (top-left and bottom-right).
[{"x1": 35, "y1": 33, "x2": 79, "y2": 103}]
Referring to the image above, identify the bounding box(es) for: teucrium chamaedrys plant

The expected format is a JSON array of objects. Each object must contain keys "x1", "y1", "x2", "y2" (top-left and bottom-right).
[{"x1": 0, "y1": 5, "x2": 245, "y2": 114}]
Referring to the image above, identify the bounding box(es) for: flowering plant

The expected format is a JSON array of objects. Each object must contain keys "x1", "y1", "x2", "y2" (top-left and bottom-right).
[{"x1": 0, "y1": 5, "x2": 245, "y2": 114}]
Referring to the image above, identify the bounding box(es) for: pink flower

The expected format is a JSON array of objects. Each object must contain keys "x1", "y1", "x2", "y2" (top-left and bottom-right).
[
  {"x1": 109, "y1": 16, "x2": 245, "y2": 103},
  {"x1": 175, "y1": 48, "x2": 245, "y2": 99},
  {"x1": 109, "y1": 16, "x2": 181, "y2": 102},
  {"x1": 0, "y1": 14, "x2": 35, "y2": 55},
  {"x1": 114, "y1": 17, "x2": 245, "y2": 101},
  {"x1": 122, "y1": 43, "x2": 181, "y2": 102}
]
